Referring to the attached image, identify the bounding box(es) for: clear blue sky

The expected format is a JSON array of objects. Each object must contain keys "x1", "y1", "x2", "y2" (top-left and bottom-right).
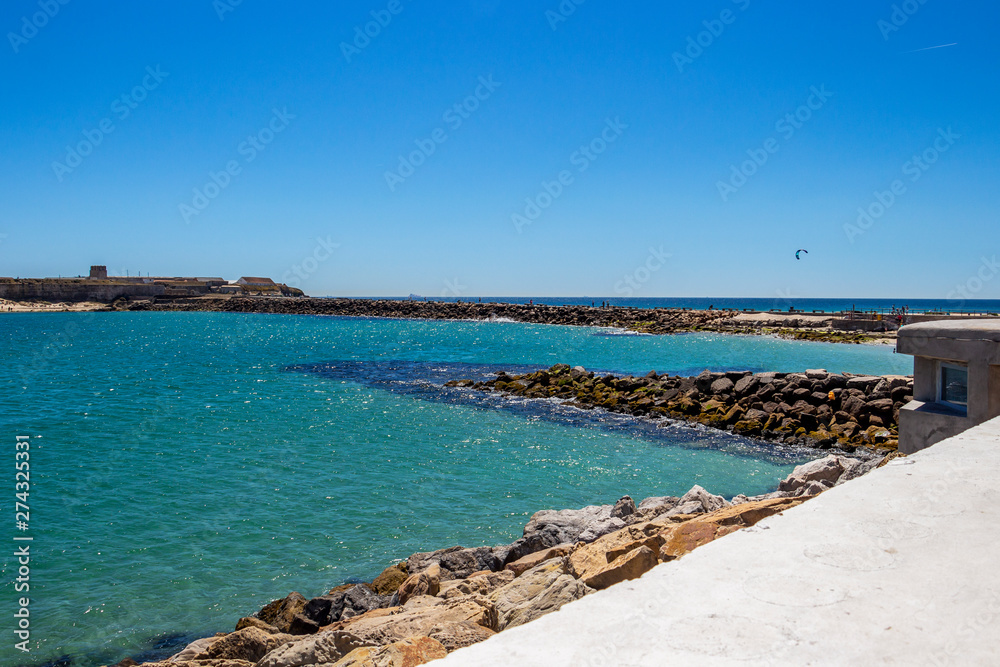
[{"x1": 1, "y1": 1, "x2": 997, "y2": 298}]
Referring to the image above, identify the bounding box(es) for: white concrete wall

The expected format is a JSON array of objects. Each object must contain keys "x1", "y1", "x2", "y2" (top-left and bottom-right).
[{"x1": 442, "y1": 418, "x2": 1000, "y2": 666}]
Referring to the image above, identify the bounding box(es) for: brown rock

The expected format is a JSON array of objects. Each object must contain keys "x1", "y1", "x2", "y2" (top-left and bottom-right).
[
  {"x1": 235, "y1": 617, "x2": 281, "y2": 634},
  {"x1": 334, "y1": 593, "x2": 498, "y2": 646},
  {"x1": 396, "y1": 563, "x2": 441, "y2": 604},
  {"x1": 331, "y1": 636, "x2": 448, "y2": 666},
  {"x1": 505, "y1": 544, "x2": 574, "y2": 577},
  {"x1": 368, "y1": 563, "x2": 408, "y2": 597},
  {"x1": 428, "y1": 620, "x2": 497, "y2": 652},
  {"x1": 440, "y1": 569, "x2": 515, "y2": 599},
  {"x1": 257, "y1": 592, "x2": 308, "y2": 633},
  {"x1": 489, "y1": 559, "x2": 592, "y2": 630},
  {"x1": 583, "y1": 545, "x2": 658, "y2": 590},
  {"x1": 197, "y1": 627, "x2": 296, "y2": 663}
]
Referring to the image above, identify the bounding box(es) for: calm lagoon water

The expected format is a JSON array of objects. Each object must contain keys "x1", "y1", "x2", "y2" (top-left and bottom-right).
[{"x1": 0, "y1": 313, "x2": 912, "y2": 666}]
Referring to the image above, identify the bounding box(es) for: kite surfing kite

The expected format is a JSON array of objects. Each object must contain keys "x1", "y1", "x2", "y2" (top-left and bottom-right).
[{"x1": 795, "y1": 248, "x2": 809, "y2": 260}]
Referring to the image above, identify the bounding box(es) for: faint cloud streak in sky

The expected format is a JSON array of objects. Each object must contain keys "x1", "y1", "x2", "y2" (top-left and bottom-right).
[{"x1": 902, "y1": 43, "x2": 957, "y2": 54}]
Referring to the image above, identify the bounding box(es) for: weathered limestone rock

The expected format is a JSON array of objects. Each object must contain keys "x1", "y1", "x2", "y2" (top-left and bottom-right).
[
  {"x1": 369, "y1": 563, "x2": 409, "y2": 596},
  {"x1": 196, "y1": 627, "x2": 295, "y2": 663},
  {"x1": 777, "y1": 455, "x2": 854, "y2": 495},
  {"x1": 234, "y1": 616, "x2": 280, "y2": 634},
  {"x1": 427, "y1": 620, "x2": 497, "y2": 652},
  {"x1": 295, "y1": 585, "x2": 391, "y2": 633},
  {"x1": 577, "y1": 516, "x2": 626, "y2": 543},
  {"x1": 256, "y1": 592, "x2": 309, "y2": 634},
  {"x1": 167, "y1": 636, "x2": 220, "y2": 662},
  {"x1": 659, "y1": 497, "x2": 809, "y2": 561},
  {"x1": 489, "y1": 559, "x2": 593, "y2": 630},
  {"x1": 335, "y1": 593, "x2": 499, "y2": 646},
  {"x1": 610, "y1": 495, "x2": 637, "y2": 519},
  {"x1": 397, "y1": 564, "x2": 441, "y2": 604},
  {"x1": 407, "y1": 546, "x2": 500, "y2": 581},
  {"x1": 440, "y1": 569, "x2": 515, "y2": 599},
  {"x1": 582, "y1": 545, "x2": 659, "y2": 590},
  {"x1": 256, "y1": 630, "x2": 371, "y2": 667},
  {"x1": 330, "y1": 636, "x2": 448, "y2": 666},
  {"x1": 666, "y1": 485, "x2": 731, "y2": 516},
  {"x1": 505, "y1": 544, "x2": 574, "y2": 577}
]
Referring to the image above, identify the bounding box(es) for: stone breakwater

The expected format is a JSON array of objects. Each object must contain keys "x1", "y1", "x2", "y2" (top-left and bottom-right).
[
  {"x1": 447, "y1": 364, "x2": 912, "y2": 452},
  {"x1": 110, "y1": 455, "x2": 886, "y2": 667},
  {"x1": 123, "y1": 297, "x2": 880, "y2": 343}
]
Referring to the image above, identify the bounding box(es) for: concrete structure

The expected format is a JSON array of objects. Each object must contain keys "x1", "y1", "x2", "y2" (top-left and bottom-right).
[
  {"x1": 237, "y1": 276, "x2": 276, "y2": 287},
  {"x1": 897, "y1": 320, "x2": 1000, "y2": 454},
  {"x1": 89, "y1": 265, "x2": 108, "y2": 279},
  {"x1": 442, "y1": 417, "x2": 1000, "y2": 666}
]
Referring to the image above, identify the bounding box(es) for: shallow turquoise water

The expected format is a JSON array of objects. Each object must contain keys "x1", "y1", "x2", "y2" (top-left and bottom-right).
[{"x1": 0, "y1": 313, "x2": 911, "y2": 666}]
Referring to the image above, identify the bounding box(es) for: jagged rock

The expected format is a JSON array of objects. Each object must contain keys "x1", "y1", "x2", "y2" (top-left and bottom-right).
[
  {"x1": 256, "y1": 592, "x2": 309, "y2": 634},
  {"x1": 578, "y1": 516, "x2": 626, "y2": 543},
  {"x1": 335, "y1": 593, "x2": 499, "y2": 646},
  {"x1": 659, "y1": 496, "x2": 809, "y2": 561},
  {"x1": 509, "y1": 503, "x2": 615, "y2": 561},
  {"x1": 582, "y1": 545, "x2": 659, "y2": 590},
  {"x1": 330, "y1": 636, "x2": 448, "y2": 666},
  {"x1": 167, "y1": 636, "x2": 220, "y2": 662},
  {"x1": 440, "y1": 569, "x2": 515, "y2": 599},
  {"x1": 428, "y1": 620, "x2": 497, "y2": 652},
  {"x1": 407, "y1": 546, "x2": 500, "y2": 581},
  {"x1": 141, "y1": 661, "x2": 253, "y2": 667},
  {"x1": 369, "y1": 563, "x2": 409, "y2": 596},
  {"x1": 636, "y1": 496, "x2": 680, "y2": 515},
  {"x1": 255, "y1": 630, "x2": 371, "y2": 667},
  {"x1": 489, "y1": 559, "x2": 593, "y2": 630},
  {"x1": 777, "y1": 455, "x2": 854, "y2": 495},
  {"x1": 296, "y1": 585, "x2": 391, "y2": 631},
  {"x1": 397, "y1": 564, "x2": 441, "y2": 604},
  {"x1": 667, "y1": 485, "x2": 731, "y2": 516},
  {"x1": 196, "y1": 627, "x2": 295, "y2": 663},
  {"x1": 235, "y1": 617, "x2": 281, "y2": 634},
  {"x1": 504, "y1": 544, "x2": 574, "y2": 577},
  {"x1": 610, "y1": 495, "x2": 637, "y2": 519}
]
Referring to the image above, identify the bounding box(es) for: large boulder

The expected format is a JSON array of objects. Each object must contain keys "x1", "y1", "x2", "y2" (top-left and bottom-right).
[
  {"x1": 504, "y1": 544, "x2": 574, "y2": 577},
  {"x1": 777, "y1": 455, "x2": 856, "y2": 495},
  {"x1": 196, "y1": 627, "x2": 296, "y2": 663},
  {"x1": 506, "y1": 503, "x2": 619, "y2": 562},
  {"x1": 488, "y1": 559, "x2": 593, "y2": 630},
  {"x1": 256, "y1": 630, "x2": 371, "y2": 667},
  {"x1": 167, "y1": 637, "x2": 220, "y2": 662},
  {"x1": 334, "y1": 593, "x2": 499, "y2": 646},
  {"x1": 440, "y1": 569, "x2": 515, "y2": 599},
  {"x1": 667, "y1": 485, "x2": 731, "y2": 516},
  {"x1": 330, "y1": 636, "x2": 448, "y2": 666},
  {"x1": 407, "y1": 546, "x2": 500, "y2": 581},
  {"x1": 369, "y1": 563, "x2": 409, "y2": 596},
  {"x1": 582, "y1": 545, "x2": 658, "y2": 590},
  {"x1": 396, "y1": 565, "x2": 441, "y2": 604},
  {"x1": 256, "y1": 592, "x2": 309, "y2": 633},
  {"x1": 294, "y1": 585, "x2": 391, "y2": 632},
  {"x1": 659, "y1": 496, "x2": 809, "y2": 561}
]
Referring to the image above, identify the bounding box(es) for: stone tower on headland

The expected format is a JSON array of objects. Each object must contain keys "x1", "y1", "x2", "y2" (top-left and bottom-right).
[{"x1": 89, "y1": 265, "x2": 108, "y2": 279}]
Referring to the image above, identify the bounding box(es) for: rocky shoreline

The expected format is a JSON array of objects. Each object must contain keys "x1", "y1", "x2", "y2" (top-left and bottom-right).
[
  {"x1": 118, "y1": 297, "x2": 890, "y2": 344},
  {"x1": 109, "y1": 454, "x2": 890, "y2": 667},
  {"x1": 447, "y1": 364, "x2": 911, "y2": 452}
]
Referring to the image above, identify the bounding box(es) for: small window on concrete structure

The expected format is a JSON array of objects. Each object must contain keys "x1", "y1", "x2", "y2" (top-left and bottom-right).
[{"x1": 939, "y1": 362, "x2": 968, "y2": 410}]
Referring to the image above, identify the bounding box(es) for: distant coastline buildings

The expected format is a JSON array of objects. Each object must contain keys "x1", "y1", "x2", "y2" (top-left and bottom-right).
[{"x1": 0, "y1": 266, "x2": 304, "y2": 302}]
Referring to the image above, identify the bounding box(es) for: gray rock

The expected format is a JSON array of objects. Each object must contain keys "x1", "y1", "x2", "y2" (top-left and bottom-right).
[
  {"x1": 710, "y1": 377, "x2": 735, "y2": 394},
  {"x1": 168, "y1": 636, "x2": 218, "y2": 662},
  {"x1": 578, "y1": 517, "x2": 626, "y2": 543},
  {"x1": 407, "y1": 545, "x2": 501, "y2": 581},
  {"x1": 256, "y1": 630, "x2": 370, "y2": 667},
  {"x1": 297, "y1": 585, "x2": 390, "y2": 629},
  {"x1": 570, "y1": 366, "x2": 588, "y2": 380},
  {"x1": 805, "y1": 369, "x2": 828, "y2": 379},
  {"x1": 610, "y1": 495, "x2": 637, "y2": 519},
  {"x1": 666, "y1": 485, "x2": 730, "y2": 516},
  {"x1": 734, "y1": 375, "x2": 760, "y2": 396}
]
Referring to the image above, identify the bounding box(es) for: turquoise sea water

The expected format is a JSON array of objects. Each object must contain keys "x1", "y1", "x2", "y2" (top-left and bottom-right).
[{"x1": 0, "y1": 313, "x2": 912, "y2": 666}]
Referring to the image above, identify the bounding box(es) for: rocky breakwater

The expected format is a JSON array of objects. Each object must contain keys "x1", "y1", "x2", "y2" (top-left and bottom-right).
[
  {"x1": 447, "y1": 364, "x2": 912, "y2": 451},
  {"x1": 111, "y1": 455, "x2": 886, "y2": 667}
]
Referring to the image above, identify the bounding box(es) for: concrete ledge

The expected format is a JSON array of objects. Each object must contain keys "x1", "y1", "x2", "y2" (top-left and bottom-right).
[{"x1": 442, "y1": 418, "x2": 1000, "y2": 666}]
